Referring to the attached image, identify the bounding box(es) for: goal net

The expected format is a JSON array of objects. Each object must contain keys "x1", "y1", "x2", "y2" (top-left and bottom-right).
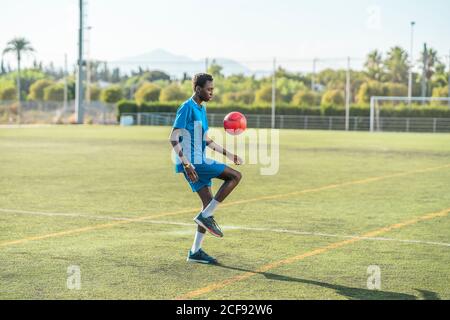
[{"x1": 370, "y1": 96, "x2": 450, "y2": 133}]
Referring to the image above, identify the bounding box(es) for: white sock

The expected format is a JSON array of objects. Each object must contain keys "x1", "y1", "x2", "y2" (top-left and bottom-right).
[
  {"x1": 201, "y1": 199, "x2": 220, "y2": 218},
  {"x1": 191, "y1": 231, "x2": 205, "y2": 254}
]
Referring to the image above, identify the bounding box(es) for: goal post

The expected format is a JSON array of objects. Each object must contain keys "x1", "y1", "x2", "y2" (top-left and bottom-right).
[{"x1": 370, "y1": 96, "x2": 450, "y2": 132}]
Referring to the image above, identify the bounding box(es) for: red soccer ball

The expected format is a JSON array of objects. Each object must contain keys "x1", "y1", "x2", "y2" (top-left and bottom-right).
[{"x1": 223, "y1": 112, "x2": 247, "y2": 135}]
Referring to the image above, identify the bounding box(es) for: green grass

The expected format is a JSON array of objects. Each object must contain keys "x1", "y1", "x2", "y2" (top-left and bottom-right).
[{"x1": 0, "y1": 125, "x2": 450, "y2": 300}]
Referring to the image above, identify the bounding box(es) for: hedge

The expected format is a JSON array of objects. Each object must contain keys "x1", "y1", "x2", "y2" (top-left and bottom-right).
[
  {"x1": 322, "y1": 104, "x2": 450, "y2": 118},
  {"x1": 117, "y1": 100, "x2": 321, "y2": 120},
  {"x1": 117, "y1": 100, "x2": 138, "y2": 120},
  {"x1": 117, "y1": 100, "x2": 450, "y2": 120}
]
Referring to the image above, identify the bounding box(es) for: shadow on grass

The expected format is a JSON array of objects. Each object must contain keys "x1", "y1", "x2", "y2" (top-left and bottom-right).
[
  {"x1": 414, "y1": 289, "x2": 441, "y2": 300},
  {"x1": 212, "y1": 264, "x2": 437, "y2": 300}
]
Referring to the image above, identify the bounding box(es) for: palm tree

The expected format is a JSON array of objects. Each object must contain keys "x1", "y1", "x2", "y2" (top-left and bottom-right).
[
  {"x1": 364, "y1": 50, "x2": 384, "y2": 81},
  {"x1": 419, "y1": 47, "x2": 441, "y2": 95},
  {"x1": 2, "y1": 37, "x2": 35, "y2": 102},
  {"x1": 0, "y1": 59, "x2": 5, "y2": 75},
  {"x1": 432, "y1": 62, "x2": 448, "y2": 88},
  {"x1": 384, "y1": 46, "x2": 409, "y2": 83}
]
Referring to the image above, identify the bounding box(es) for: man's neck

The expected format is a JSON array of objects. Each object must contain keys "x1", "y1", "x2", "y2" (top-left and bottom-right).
[{"x1": 192, "y1": 95, "x2": 203, "y2": 106}]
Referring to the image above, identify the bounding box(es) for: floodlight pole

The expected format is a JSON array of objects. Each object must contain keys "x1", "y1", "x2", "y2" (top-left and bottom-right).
[
  {"x1": 421, "y1": 43, "x2": 428, "y2": 99},
  {"x1": 64, "y1": 53, "x2": 68, "y2": 112},
  {"x1": 345, "y1": 57, "x2": 351, "y2": 131},
  {"x1": 86, "y1": 26, "x2": 92, "y2": 104},
  {"x1": 370, "y1": 97, "x2": 375, "y2": 132},
  {"x1": 75, "y1": 0, "x2": 85, "y2": 124},
  {"x1": 448, "y1": 51, "x2": 450, "y2": 107},
  {"x1": 271, "y1": 57, "x2": 276, "y2": 129},
  {"x1": 408, "y1": 21, "x2": 415, "y2": 106},
  {"x1": 311, "y1": 58, "x2": 317, "y2": 91}
]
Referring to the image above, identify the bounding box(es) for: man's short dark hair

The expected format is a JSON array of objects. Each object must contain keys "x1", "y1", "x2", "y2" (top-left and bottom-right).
[{"x1": 192, "y1": 73, "x2": 213, "y2": 91}]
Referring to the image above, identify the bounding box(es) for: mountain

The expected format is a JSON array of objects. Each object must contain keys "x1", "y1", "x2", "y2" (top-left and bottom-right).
[{"x1": 109, "y1": 49, "x2": 253, "y2": 78}]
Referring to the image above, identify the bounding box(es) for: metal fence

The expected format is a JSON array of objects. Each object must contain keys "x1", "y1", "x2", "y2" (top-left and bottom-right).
[
  {"x1": 2, "y1": 100, "x2": 449, "y2": 133},
  {"x1": 121, "y1": 112, "x2": 450, "y2": 133},
  {"x1": 370, "y1": 96, "x2": 450, "y2": 132},
  {"x1": 0, "y1": 100, "x2": 117, "y2": 125}
]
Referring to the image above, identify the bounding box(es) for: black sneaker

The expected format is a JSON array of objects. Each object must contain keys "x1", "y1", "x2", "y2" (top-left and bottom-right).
[
  {"x1": 194, "y1": 214, "x2": 224, "y2": 238},
  {"x1": 187, "y1": 249, "x2": 218, "y2": 264}
]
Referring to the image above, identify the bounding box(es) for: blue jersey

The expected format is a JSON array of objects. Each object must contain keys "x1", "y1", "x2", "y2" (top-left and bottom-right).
[{"x1": 172, "y1": 97, "x2": 209, "y2": 173}]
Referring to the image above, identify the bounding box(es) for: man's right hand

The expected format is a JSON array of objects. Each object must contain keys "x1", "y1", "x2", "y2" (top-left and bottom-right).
[{"x1": 184, "y1": 164, "x2": 199, "y2": 183}]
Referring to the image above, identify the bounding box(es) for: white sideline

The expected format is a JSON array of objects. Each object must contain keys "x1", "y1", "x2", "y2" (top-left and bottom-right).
[
  {"x1": 0, "y1": 124, "x2": 55, "y2": 129},
  {"x1": 1, "y1": 208, "x2": 449, "y2": 248}
]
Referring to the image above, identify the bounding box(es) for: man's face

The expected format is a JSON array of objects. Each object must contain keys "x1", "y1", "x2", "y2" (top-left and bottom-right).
[{"x1": 196, "y1": 80, "x2": 214, "y2": 102}]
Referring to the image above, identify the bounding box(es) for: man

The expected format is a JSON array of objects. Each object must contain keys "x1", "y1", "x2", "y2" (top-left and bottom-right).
[{"x1": 169, "y1": 73, "x2": 243, "y2": 264}]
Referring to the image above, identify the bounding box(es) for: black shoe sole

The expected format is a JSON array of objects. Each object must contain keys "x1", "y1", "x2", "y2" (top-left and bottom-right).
[
  {"x1": 187, "y1": 258, "x2": 218, "y2": 265},
  {"x1": 194, "y1": 218, "x2": 223, "y2": 238}
]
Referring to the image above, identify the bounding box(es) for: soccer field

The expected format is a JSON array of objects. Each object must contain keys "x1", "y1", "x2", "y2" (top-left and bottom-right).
[{"x1": 0, "y1": 125, "x2": 449, "y2": 300}]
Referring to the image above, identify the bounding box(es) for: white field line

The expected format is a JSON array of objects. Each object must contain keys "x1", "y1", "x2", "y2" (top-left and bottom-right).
[
  {"x1": 0, "y1": 124, "x2": 55, "y2": 129},
  {"x1": 1, "y1": 208, "x2": 449, "y2": 248}
]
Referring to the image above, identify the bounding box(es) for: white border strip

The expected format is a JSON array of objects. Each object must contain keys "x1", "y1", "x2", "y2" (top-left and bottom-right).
[
  {"x1": 0, "y1": 124, "x2": 55, "y2": 129},
  {"x1": 1, "y1": 208, "x2": 449, "y2": 248}
]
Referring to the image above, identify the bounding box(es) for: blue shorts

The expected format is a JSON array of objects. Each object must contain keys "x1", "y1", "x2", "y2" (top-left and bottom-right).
[{"x1": 182, "y1": 161, "x2": 226, "y2": 192}]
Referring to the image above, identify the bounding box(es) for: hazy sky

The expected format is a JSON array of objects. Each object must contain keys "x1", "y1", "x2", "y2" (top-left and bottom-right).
[{"x1": 1, "y1": 0, "x2": 449, "y2": 71}]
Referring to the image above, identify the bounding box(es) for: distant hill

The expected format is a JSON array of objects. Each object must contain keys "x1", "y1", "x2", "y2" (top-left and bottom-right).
[{"x1": 109, "y1": 49, "x2": 253, "y2": 78}]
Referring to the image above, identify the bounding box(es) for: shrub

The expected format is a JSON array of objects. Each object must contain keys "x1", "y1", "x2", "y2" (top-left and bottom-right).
[
  {"x1": 116, "y1": 101, "x2": 450, "y2": 120},
  {"x1": 0, "y1": 86, "x2": 17, "y2": 100},
  {"x1": 429, "y1": 86, "x2": 449, "y2": 106},
  {"x1": 222, "y1": 91, "x2": 255, "y2": 105},
  {"x1": 134, "y1": 83, "x2": 160, "y2": 104},
  {"x1": 321, "y1": 105, "x2": 344, "y2": 116},
  {"x1": 432, "y1": 86, "x2": 449, "y2": 98},
  {"x1": 384, "y1": 82, "x2": 408, "y2": 97},
  {"x1": 89, "y1": 85, "x2": 101, "y2": 101},
  {"x1": 350, "y1": 105, "x2": 370, "y2": 117},
  {"x1": 356, "y1": 81, "x2": 386, "y2": 104},
  {"x1": 117, "y1": 101, "x2": 322, "y2": 118},
  {"x1": 44, "y1": 84, "x2": 65, "y2": 101},
  {"x1": 28, "y1": 79, "x2": 54, "y2": 101},
  {"x1": 117, "y1": 100, "x2": 138, "y2": 121},
  {"x1": 159, "y1": 84, "x2": 187, "y2": 102},
  {"x1": 255, "y1": 85, "x2": 274, "y2": 104},
  {"x1": 321, "y1": 90, "x2": 345, "y2": 107},
  {"x1": 101, "y1": 85, "x2": 123, "y2": 103},
  {"x1": 292, "y1": 91, "x2": 318, "y2": 107}
]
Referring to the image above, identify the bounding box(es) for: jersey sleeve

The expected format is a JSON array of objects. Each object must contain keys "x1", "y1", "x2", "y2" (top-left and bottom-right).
[{"x1": 173, "y1": 103, "x2": 190, "y2": 129}]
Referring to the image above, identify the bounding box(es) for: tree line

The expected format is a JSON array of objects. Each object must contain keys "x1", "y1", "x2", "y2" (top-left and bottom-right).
[{"x1": 1, "y1": 38, "x2": 449, "y2": 107}]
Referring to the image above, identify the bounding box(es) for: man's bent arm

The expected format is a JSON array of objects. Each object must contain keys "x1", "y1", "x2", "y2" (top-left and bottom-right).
[
  {"x1": 205, "y1": 135, "x2": 233, "y2": 158},
  {"x1": 169, "y1": 128, "x2": 191, "y2": 166}
]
